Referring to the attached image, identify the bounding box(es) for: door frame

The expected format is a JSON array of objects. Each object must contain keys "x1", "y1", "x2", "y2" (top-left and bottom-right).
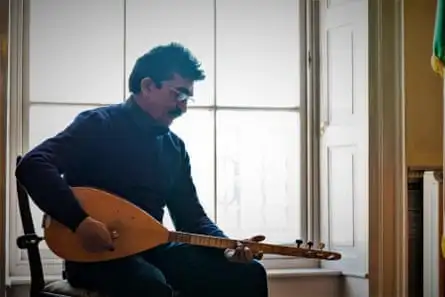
[
  {"x1": 0, "y1": 0, "x2": 9, "y2": 295},
  {"x1": 369, "y1": 0, "x2": 408, "y2": 296}
]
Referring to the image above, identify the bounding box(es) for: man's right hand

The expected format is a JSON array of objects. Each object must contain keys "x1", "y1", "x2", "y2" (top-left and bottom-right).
[{"x1": 75, "y1": 216, "x2": 115, "y2": 253}]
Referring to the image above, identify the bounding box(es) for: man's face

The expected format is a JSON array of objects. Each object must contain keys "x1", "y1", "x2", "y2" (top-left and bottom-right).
[{"x1": 140, "y1": 73, "x2": 193, "y2": 127}]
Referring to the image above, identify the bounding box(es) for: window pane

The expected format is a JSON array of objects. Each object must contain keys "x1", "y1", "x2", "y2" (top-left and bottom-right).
[
  {"x1": 166, "y1": 109, "x2": 215, "y2": 229},
  {"x1": 216, "y1": 110, "x2": 300, "y2": 243},
  {"x1": 216, "y1": 0, "x2": 301, "y2": 107},
  {"x1": 125, "y1": 0, "x2": 214, "y2": 107},
  {"x1": 28, "y1": 0, "x2": 124, "y2": 104},
  {"x1": 28, "y1": 104, "x2": 96, "y2": 150},
  {"x1": 26, "y1": 104, "x2": 100, "y2": 238},
  {"x1": 21, "y1": 104, "x2": 100, "y2": 256}
]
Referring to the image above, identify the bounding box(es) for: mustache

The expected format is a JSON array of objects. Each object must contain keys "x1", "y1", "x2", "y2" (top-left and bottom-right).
[{"x1": 168, "y1": 107, "x2": 183, "y2": 118}]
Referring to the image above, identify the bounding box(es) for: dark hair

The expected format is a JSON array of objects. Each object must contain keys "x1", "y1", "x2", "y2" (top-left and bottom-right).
[{"x1": 128, "y1": 42, "x2": 206, "y2": 94}]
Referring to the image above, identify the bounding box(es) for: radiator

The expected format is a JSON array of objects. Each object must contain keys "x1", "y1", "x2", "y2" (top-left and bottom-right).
[{"x1": 423, "y1": 171, "x2": 444, "y2": 297}]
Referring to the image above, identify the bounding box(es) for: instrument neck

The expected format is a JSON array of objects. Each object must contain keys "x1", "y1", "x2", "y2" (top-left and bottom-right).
[{"x1": 168, "y1": 231, "x2": 302, "y2": 257}]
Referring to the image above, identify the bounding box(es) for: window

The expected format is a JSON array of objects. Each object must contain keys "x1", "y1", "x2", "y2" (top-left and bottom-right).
[
  {"x1": 6, "y1": 0, "x2": 309, "y2": 279},
  {"x1": 6, "y1": 0, "x2": 370, "y2": 281}
]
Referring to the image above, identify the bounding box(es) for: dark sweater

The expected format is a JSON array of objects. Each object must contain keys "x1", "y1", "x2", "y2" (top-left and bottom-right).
[{"x1": 15, "y1": 97, "x2": 225, "y2": 238}]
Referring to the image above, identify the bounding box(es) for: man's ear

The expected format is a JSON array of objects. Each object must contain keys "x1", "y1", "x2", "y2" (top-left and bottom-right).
[{"x1": 140, "y1": 77, "x2": 155, "y2": 96}]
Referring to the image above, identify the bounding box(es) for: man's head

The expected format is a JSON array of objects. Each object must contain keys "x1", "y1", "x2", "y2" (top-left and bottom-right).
[{"x1": 128, "y1": 43, "x2": 205, "y2": 127}]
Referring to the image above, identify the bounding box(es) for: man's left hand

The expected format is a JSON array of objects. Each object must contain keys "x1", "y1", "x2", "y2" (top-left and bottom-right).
[{"x1": 224, "y1": 235, "x2": 266, "y2": 263}]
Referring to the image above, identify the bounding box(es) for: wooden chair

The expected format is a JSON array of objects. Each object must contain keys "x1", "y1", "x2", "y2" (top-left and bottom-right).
[{"x1": 15, "y1": 156, "x2": 106, "y2": 297}]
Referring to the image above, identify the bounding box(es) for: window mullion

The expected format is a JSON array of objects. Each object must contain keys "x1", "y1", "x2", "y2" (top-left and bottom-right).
[{"x1": 213, "y1": 0, "x2": 218, "y2": 223}]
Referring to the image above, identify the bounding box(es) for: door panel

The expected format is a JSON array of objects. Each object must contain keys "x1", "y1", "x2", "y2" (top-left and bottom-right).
[{"x1": 319, "y1": 0, "x2": 368, "y2": 275}]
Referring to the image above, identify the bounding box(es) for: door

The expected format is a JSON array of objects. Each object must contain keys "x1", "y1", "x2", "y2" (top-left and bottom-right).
[{"x1": 319, "y1": 0, "x2": 368, "y2": 276}]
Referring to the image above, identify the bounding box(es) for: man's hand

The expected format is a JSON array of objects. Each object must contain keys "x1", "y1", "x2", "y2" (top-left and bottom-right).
[
  {"x1": 75, "y1": 216, "x2": 117, "y2": 253},
  {"x1": 224, "y1": 235, "x2": 266, "y2": 263}
]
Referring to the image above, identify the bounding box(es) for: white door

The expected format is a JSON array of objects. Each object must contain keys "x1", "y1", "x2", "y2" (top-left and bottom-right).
[{"x1": 319, "y1": 0, "x2": 368, "y2": 276}]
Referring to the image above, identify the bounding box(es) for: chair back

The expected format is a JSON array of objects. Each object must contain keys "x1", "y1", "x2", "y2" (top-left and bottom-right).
[{"x1": 15, "y1": 155, "x2": 46, "y2": 297}]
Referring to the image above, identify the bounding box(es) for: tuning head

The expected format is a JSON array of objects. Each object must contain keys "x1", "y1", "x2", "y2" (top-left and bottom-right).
[
  {"x1": 295, "y1": 239, "x2": 304, "y2": 247},
  {"x1": 291, "y1": 240, "x2": 341, "y2": 261}
]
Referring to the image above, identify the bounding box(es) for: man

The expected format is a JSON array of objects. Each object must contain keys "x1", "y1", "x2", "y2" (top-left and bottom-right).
[{"x1": 15, "y1": 43, "x2": 268, "y2": 297}]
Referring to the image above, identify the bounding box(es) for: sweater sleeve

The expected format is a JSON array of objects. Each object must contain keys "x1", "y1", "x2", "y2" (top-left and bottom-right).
[
  {"x1": 166, "y1": 148, "x2": 227, "y2": 238},
  {"x1": 15, "y1": 110, "x2": 106, "y2": 232}
]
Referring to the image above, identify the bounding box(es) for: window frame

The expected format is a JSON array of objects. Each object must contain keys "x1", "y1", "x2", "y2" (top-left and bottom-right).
[{"x1": 5, "y1": 0, "x2": 320, "y2": 281}]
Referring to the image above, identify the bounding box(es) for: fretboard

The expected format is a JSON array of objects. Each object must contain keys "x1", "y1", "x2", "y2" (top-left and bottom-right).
[
  {"x1": 169, "y1": 231, "x2": 236, "y2": 249},
  {"x1": 168, "y1": 231, "x2": 323, "y2": 259}
]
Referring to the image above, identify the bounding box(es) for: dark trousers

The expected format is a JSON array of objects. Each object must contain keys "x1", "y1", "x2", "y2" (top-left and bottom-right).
[{"x1": 66, "y1": 243, "x2": 268, "y2": 297}]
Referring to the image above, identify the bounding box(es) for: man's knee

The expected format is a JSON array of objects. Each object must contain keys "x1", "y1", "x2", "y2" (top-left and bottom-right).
[
  {"x1": 113, "y1": 261, "x2": 174, "y2": 297},
  {"x1": 128, "y1": 278, "x2": 173, "y2": 297},
  {"x1": 66, "y1": 257, "x2": 175, "y2": 297},
  {"x1": 224, "y1": 260, "x2": 268, "y2": 296},
  {"x1": 244, "y1": 260, "x2": 268, "y2": 285}
]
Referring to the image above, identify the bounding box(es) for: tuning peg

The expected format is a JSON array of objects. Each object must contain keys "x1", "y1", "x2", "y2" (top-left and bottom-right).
[
  {"x1": 295, "y1": 239, "x2": 303, "y2": 248},
  {"x1": 318, "y1": 243, "x2": 326, "y2": 250},
  {"x1": 306, "y1": 241, "x2": 313, "y2": 249}
]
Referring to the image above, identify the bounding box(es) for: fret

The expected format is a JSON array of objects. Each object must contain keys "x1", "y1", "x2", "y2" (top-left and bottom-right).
[
  {"x1": 169, "y1": 232, "x2": 237, "y2": 249},
  {"x1": 168, "y1": 231, "x2": 192, "y2": 244}
]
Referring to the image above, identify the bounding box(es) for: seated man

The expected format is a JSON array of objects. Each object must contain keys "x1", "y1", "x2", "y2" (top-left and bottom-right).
[{"x1": 15, "y1": 43, "x2": 268, "y2": 297}]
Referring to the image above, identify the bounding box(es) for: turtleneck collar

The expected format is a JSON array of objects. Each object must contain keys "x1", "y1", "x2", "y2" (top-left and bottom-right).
[{"x1": 123, "y1": 96, "x2": 170, "y2": 136}]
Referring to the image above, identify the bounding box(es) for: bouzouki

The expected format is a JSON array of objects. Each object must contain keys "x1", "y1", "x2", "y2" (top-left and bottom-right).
[{"x1": 43, "y1": 187, "x2": 342, "y2": 262}]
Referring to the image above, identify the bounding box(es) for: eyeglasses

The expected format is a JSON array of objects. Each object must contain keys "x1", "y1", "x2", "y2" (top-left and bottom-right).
[{"x1": 170, "y1": 87, "x2": 194, "y2": 102}]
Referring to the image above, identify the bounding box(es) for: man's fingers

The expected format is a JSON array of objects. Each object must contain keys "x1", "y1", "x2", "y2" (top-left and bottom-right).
[
  {"x1": 224, "y1": 248, "x2": 235, "y2": 258},
  {"x1": 232, "y1": 242, "x2": 253, "y2": 263},
  {"x1": 226, "y1": 239, "x2": 263, "y2": 263},
  {"x1": 233, "y1": 246, "x2": 252, "y2": 263},
  {"x1": 235, "y1": 244, "x2": 245, "y2": 261},
  {"x1": 254, "y1": 251, "x2": 264, "y2": 260},
  {"x1": 243, "y1": 246, "x2": 253, "y2": 262}
]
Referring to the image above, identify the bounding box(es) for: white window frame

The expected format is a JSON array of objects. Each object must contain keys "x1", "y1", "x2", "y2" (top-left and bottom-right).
[{"x1": 5, "y1": 0, "x2": 320, "y2": 283}]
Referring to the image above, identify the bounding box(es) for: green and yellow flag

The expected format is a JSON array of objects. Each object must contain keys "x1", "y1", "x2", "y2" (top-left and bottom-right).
[{"x1": 432, "y1": 0, "x2": 445, "y2": 77}]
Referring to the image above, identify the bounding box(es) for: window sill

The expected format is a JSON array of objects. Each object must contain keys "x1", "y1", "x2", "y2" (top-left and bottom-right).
[{"x1": 266, "y1": 268, "x2": 342, "y2": 279}]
